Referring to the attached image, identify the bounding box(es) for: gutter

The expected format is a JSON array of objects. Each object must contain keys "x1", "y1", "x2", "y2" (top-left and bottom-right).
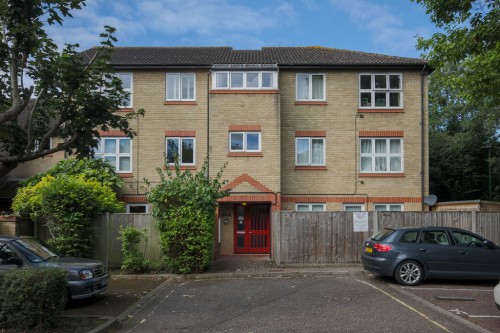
[{"x1": 420, "y1": 65, "x2": 427, "y2": 211}]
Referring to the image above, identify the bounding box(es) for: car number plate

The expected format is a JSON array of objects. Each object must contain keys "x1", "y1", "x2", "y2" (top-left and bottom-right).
[{"x1": 365, "y1": 247, "x2": 373, "y2": 254}]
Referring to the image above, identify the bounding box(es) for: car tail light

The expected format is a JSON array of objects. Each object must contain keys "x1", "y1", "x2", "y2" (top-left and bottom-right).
[{"x1": 374, "y1": 243, "x2": 392, "y2": 252}]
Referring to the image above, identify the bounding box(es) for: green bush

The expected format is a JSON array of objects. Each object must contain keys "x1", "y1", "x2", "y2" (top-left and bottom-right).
[
  {"x1": 158, "y1": 205, "x2": 214, "y2": 274},
  {"x1": 119, "y1": 225, "x2": 152, "y2": 273},
  {"x1": 13, "y1": 170, "x2": 124, "y2": 257},
  {"x1": 0, "y1": 268, "x2": 68, "y2": 332},
  {"x1": 146, "y1": 155, "x2": 229, "y2": 274}
]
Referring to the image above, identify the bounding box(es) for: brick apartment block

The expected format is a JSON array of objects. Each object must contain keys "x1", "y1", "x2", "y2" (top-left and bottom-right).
[{"x1": 4, "y1": 46, "x2": 431, "y2": 255}]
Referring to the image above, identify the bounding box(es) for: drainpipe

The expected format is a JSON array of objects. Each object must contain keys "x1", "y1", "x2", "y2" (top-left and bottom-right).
[
  {"x1": 420, "y1": 65, "x2": 427, "y2": 211},
  {"x1": 207, "y1": 70, "x2": 212, "y2": 179}
]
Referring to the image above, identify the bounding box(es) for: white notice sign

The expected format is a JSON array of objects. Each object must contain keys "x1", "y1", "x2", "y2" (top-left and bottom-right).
[{"x1": 353, "y1": 212, "x2": 369, "y2": 232}]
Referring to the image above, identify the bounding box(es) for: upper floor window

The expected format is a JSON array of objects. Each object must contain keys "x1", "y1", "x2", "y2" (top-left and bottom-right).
[
  {"x1": 374, "y1": 204, "x2": 403, "y2": 211},
  {"x1": 359, "y1": 74, "x2": 402, "y2": 108},
  {"x1": 296, "y1": 74, "x2": 325, "y2": 101},
  {"x1": 229, "y1": 132, "x2": 261, "y2": 152},
  {"x1": 93, "y1": 137, "x2": 132, "y2": 173},
  {"x1": 296, "y1": 137, "x2": 325, "y2": 166},
  {"x1": 32, "y1": 138, "x2": 53, "y2": 153},
  {"x1": 117, "y1": 73, "x2": 132, "y2": 108},
  {"x1": 166, "y1": 137, "x2": 195, "y2": 165},
  {"x1": 167, "y1": 73, "x2": 196, "y2": 101},
  {"x1": 360, "y1": 138, "x2": 403, "y2": 173},
  {"x1": 214, "y1": 71, "x2": 276, "y2": 89},
  {"x1": 296, "y1": 204, "x2": 325, "y2": 212}
]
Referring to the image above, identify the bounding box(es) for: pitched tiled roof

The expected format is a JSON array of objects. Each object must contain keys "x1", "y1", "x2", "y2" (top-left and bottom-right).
[{"x1": 80, "y1": 46, "x2": 428, "y2": 69}]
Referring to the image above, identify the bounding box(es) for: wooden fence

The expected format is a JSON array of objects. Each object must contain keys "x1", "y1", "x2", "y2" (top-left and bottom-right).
[
  {"x1": 274, "y1": 211, "x2": 500, "y2": 265},
  {"x1": 15, "y1": 210, "x2": 500, "y2": 267},
  {"x1": 34, "y1": 213, "x2": 161, "y2": 268}
]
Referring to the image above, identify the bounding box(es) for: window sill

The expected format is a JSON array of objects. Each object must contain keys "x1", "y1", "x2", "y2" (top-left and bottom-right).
[
  {"x1": 294, "y1": 166, "x2": 327, "y2": 170},
  {"x1": 359, "y1": 173, "x2": 405, "y2": 178},
  {"x1": 118, "y1": 173, "x2": 134, "y2": 178},
  {"x1": 118, "y1": 108, "x2": 135, "y2": 112},
  {"x1": 295, "y1": 101, "x2": 327, "y2": 106},
  {"x1": 164, "y1": 165, "x2": 197, "y2": 170},
  {"x1": 358, "y1": 108, "x2": 404, "y2": 113},
  {"x1": 210, "y1": 89, "x2": 280, "y2": 94},
  {"x1": 227, "y1": 152, "x2": 263, "y2": 157},
  {"x1": 163, "y1": 101, "x2": 197, "y2": 105}
]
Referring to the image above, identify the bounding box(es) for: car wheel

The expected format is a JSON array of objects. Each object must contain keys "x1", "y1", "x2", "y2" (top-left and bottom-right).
[{"x1": 395, "y1": 260, "x2": 423, "y2": 286}]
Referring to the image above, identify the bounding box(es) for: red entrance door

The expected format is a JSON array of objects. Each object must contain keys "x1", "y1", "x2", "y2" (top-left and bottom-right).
[{"x1": 234, "y1": 204, "x2": 270, "y2": 254}]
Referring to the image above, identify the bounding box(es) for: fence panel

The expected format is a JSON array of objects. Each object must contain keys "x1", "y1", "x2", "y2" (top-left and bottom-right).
[{"x1": 277, "y1": 211, "x2": 500, "y2": 265}]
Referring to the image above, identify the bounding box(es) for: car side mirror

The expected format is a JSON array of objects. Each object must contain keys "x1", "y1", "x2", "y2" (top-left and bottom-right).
[
  {"x1": 7, "y1": 257, "x2": 23, "y2": 266},
  {"x1": 484, "y1": 240, "x2": 497, "y2": 249}
]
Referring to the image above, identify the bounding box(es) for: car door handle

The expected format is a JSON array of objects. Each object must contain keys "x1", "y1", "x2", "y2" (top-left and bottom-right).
[
  {"x1": 459, "y1": 251, "x2": 468, "y2": 255},
  {"x1": 419, "y1": 249, "x2": 428, "y2": 252}
]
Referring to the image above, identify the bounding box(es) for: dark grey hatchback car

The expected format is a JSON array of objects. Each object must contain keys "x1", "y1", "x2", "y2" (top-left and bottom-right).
[
  {"x1": 361, "y1": 227, "x2": 500, "y2": 286},
  {"x1": 0, "y1": 235, "x2": 110, "y2": 299}
]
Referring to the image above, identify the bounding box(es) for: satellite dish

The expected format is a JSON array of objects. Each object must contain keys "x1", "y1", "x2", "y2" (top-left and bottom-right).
[{"x1": 424, "y1": 195, "x2": 438, "y2": 206}]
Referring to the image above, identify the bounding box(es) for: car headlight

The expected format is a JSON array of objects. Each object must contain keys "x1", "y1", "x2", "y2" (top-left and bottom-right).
[{"x1": 79, "y1": 269, "x2": 93, "y2": 280}]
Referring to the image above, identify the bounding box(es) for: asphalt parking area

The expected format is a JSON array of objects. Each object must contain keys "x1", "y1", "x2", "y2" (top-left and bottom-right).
[{"x1": 398, "y1": 280, "x2": 500, "y2": 333}]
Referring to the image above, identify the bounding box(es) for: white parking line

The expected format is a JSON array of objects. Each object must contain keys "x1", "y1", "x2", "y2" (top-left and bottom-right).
[
  {"x1": 469, "y1": 315, "x2": 500, "y2": 318},
  {"x1": 402, "y1": 287, "x2": 493, "y2": 292},
  {"x1": 357, "y1": 279, "x2": 452, "y2": 333}
]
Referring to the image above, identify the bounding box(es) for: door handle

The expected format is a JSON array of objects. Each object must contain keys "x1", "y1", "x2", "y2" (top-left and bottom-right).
[
  {"x1": 419, "y1": 249, "x2": 428, "y2": 252},
  {"x1": 459, "y1": 251, "x2": 468, "y2": 255}
]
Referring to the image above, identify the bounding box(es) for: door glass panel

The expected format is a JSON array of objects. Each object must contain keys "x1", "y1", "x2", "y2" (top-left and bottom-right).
[
  {"x1": 237, "y1": 235, "x2": 244, "y2": 248},
  {"x1": 237, "y1": 206, "x2": 244, "y2": 231}
]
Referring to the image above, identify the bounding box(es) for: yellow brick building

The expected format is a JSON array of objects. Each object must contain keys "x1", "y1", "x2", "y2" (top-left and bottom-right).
[{"x1": 4, "y1": 47, "x2": 431, "y2": 255}]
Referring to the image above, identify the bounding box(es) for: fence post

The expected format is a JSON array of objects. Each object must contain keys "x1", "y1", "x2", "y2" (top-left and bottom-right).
[
  {"x1": 471, "y1": 211, "x2": 477, "y2": 234},
  {"x1": 372, "y1": 212, "x2": 378, "y2": 234},
  {"x1": 105, "y1": 212, "x2": 110, "y2": 268}
]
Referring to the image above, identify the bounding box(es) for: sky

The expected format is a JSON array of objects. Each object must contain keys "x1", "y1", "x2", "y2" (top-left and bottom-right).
[{"x1": 47, "y1": 0, "x2": 438, "y2": 59}]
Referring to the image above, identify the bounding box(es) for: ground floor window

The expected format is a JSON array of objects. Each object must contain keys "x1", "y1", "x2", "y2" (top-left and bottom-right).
[
  {"x1": 374, "y1": 204, "x2": 403, "y2": 211},
  {"x1": 296, "y1": 203, "x2": 325, "y2": 212},
  {"x1": 126, "y1": 204, "x2": 148, "y2": 214},
  {"x1": 344, "y1": 204, "x2": 365, "y2": 212}
]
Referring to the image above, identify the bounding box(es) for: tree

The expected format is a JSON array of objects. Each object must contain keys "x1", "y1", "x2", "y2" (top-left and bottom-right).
[
  {"x1": 146, "y1": 157, "x2": 229, "y2": 274},
  {"x1": 428, "y1": 66, "x2": 500, "y2": 201},
  {"x1": 12, "y1": 158, "x2": 124, "y2": 257},
  {"x1": 0, "y1": 0, "x2": 143, "y2": 181},
  {"x1": 412, "y1": 0, "x2": 500, "y2": 109}
]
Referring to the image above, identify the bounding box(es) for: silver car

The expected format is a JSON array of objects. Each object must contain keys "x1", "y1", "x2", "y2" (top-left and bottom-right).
[{"x1": 0, "y1": 235, "x2": 110, "y2": 300}]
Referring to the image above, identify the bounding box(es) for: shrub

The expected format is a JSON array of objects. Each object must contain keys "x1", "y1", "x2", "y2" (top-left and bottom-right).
[
  {"x1": 0, "y1": 268, "x2": 68, "y2": 332},
  {"x1": 119, "y1": 225, "x2": 152, "y2": 273},
  {"x1": 146, "y1": 155, "x2": 229, "y2": 274},
  {"x1": 13, "y1": 173, "x2": 124, "y2": 257}
]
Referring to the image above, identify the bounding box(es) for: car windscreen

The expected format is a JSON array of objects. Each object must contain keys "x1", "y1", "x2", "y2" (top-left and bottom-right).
[
  {"x1": 370, "y1": 229, "x2": 396, "y2": 241},
  {"x1": 11, "y1": 238, "x2": 58, "y2": 263}
]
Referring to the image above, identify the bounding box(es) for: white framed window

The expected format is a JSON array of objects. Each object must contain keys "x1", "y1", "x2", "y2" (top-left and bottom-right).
[
  {"x1": 229, "y1": 132, "x2": 261, "y2": 152},
  {"x1": 295, "y1": 137, "x2": 325, "y2": 166},
  {"x1": 33, "y1": 138, "x2": 53, "y2": 152},
  {"x1": 296, "y1": 203, "x2": 326, "y2": 212},
  {"x1": 117, "y1": 72, "x2": 132, "y2": 108},
  {"x1": 213, "y1": 71, "x2": 276, "y2": 89},
  {"x1": 166, "y1": 73, "x2": 196, "y2": 101},
  {"x1": 374, "y1": 204, "x2": 403, "y2": 211},
  {"x1": 344, "y1": 204, "x2": 365, "y2": 212},
  {"x1": 359, "y1": 73, "x2": 402, "y2": 108},
  {"x1": 93, "y1": 137, "x2": 132, "y2": 173},
  {"x1": 126, "y1": 204, "x2": 149, "y2": 214},
  {"x1": 296, "y1": 73, "x2": 325, "y2": 101},
  {"x1": 166, "y1": 137, "x2": 196, "y2": 165},
  {"x1": 360, "y1": 138, "x2": 403, "y2": 173}
]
